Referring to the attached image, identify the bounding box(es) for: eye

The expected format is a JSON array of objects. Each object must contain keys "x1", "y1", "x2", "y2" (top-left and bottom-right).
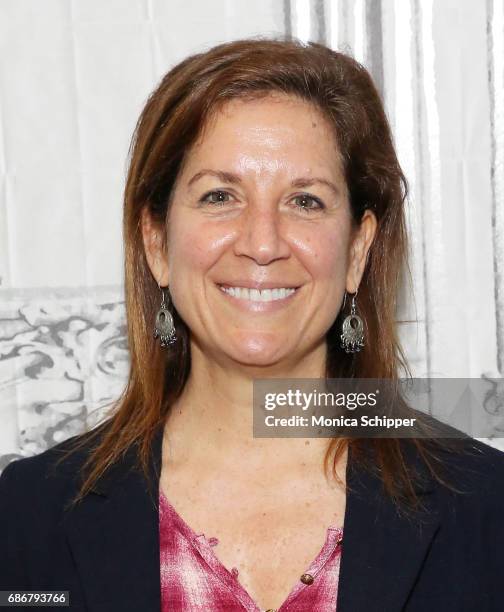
[
  {"x1": 199, "y1": 190, "x2": 233, "y2": 206},
  {"x1": 291, "y1": 194, "x2": 325, "y2": 212}
]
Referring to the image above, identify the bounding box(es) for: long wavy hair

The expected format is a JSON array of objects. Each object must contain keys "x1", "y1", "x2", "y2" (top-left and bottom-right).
[{"x1": 58, "y1": 36, "x2": 468, "y2": 513}]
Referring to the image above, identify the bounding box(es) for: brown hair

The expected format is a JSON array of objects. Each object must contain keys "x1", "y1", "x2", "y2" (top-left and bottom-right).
[{"x1": 58, "y1": 36, "x2": 469, "y2": 513}]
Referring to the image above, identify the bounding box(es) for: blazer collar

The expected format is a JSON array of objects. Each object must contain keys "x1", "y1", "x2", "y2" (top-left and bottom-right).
[{"x1": 63, "y1": 425, "x2": 440, "y2": 612}]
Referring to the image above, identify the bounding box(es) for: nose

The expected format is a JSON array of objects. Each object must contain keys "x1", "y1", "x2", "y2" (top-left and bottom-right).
[{"x1": 232, "y1": 202, "x2": 291, "y2": 265}]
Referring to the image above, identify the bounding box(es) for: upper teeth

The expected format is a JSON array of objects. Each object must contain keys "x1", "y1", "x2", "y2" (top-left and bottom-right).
[{"x1": 219, "y1": 286, "x2": 297, "y2": 302}]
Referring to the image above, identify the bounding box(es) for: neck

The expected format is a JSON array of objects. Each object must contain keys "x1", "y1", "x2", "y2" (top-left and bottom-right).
[{"x1": 162, "y1": 339, "x2": 346, "y2": 480}]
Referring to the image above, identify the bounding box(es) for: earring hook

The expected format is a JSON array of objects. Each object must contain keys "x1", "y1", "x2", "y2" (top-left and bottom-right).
[{"x1": 158, "y1": 281, "x2": 167, "y2": 309}]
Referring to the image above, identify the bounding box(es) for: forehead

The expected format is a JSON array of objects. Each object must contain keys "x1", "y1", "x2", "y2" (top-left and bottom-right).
[{"x1": 181, "y1": 93, "x2": 345, "y2": 181}]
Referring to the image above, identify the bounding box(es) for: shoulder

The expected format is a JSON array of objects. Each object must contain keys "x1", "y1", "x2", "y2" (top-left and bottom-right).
[
  {"x1": 427, "y1": 438, "x2": 504, "y2": 568},
  {"x1": 396, "y1": 407, "x2": 504, "y2": 498},
  {"x1": 0, "y1": 421, "x2": 114, "y2": 590},
  {"x1": 414, "y1": 436, "x2": 504, "y2": 505},
  {"x1": 438, "y1": 437, "x2": 504, "y2": 484},
  {"x1": 0, "y1": 421, "x2": 112, "y2": 505}
]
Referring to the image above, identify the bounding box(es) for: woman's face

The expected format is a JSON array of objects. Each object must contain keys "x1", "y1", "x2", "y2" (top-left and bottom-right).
[{"x1": 143, "y1": 93, "x2": 376, "y2": 368}]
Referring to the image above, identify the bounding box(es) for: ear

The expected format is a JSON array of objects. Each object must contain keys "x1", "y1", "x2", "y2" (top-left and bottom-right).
[
  {"x1": 345, "y1": 209, "x2": 377, "y2": 293},
  {"x1": 141, "y1": 207, "x2": 170, "y2": 286}
]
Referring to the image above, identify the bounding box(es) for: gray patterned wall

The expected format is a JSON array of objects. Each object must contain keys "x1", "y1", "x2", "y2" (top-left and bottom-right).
[{"x1": 1, "y1": 0, "x2": 503, "y2": 468}]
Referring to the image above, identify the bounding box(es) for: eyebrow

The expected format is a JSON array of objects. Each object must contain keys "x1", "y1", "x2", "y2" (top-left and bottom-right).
[{"x1": 187, "y1": 169, "x2": 341, "y2": 198}]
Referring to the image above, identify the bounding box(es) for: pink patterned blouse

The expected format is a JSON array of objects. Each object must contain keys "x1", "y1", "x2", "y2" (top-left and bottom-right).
[{"x1": 159, "y1": 488, "x2": 343, "y2": 611}]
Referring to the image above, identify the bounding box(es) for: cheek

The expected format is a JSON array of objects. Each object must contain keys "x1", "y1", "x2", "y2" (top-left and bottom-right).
[
  {"x1": 167, "y1": 213, "x2": 229, "y2": 272},
  {"x1": 292, "y1": 224, "x2": 351, "y2": 280}
]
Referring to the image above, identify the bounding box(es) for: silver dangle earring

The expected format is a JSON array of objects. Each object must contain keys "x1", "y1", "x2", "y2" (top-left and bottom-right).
[
  {"x1": 153, "y1": 284, "x2": 177, "y2": 347},
  {"x1": 340, "y1": 289, "x2": 365, "y2": 353}
]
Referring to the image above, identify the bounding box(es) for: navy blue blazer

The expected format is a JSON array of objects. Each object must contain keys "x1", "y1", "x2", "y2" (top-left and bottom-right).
[{"x1": 1, "y1": 422, "x2": 504, "y2": 612}]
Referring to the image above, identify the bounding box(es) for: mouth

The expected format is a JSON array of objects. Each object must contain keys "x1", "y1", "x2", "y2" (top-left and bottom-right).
[{"x1": 217, "y1": 284, "x2": 301, "y2": 303}]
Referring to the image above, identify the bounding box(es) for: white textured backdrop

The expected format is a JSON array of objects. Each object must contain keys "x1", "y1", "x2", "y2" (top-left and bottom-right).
[{"x1": 1, "y1": 0, "x2": 503, "y2": 469}]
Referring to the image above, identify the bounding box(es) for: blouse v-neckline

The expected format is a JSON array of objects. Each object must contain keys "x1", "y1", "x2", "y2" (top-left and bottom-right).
[{"x1": 159, "y1": 487, "x2": 344, "y2": 611}]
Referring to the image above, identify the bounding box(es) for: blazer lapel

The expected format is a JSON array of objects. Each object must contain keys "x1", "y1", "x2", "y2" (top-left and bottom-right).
[
  {"x1": 337, "y1": 443, "x2": 441, "y2": 612},
  {"x1": 63, "y1": 425, "x2": 165, "y2": 612}
]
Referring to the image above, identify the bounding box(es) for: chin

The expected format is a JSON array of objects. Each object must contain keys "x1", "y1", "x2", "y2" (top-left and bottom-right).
[{"x1": 224, "y1": 334, "x2": 291, "y2": 367}]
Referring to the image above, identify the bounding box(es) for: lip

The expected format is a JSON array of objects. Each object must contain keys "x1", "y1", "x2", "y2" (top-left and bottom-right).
[{"x1": 216, "y1": 283, "x2": 302, "y2": 312}]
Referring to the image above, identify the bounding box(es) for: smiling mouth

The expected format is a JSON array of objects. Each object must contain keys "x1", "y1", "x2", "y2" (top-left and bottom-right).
[{"x1": 217, "y1": 284, "x2": 300, "y2": 303}]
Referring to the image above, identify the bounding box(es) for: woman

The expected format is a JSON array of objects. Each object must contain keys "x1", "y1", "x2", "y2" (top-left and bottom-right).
[{"x1": 1, "y1": 37, "x2": 503, "y2": 612}]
